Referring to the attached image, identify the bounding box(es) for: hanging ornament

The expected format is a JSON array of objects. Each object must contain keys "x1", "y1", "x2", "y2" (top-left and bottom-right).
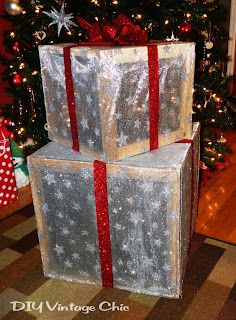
[
  {"x1": 205, "y1": 40, "x2": 213, "y2": 50},
  {"x1": 13, "y1": 73, "x2": 23, "y2": 85},
  {"x1": 208, "y1": 64, "x2": 219, "y2": 73},
  {"x1": 217, "y1": 137, "x2": 227, "y2": 143},
  {"x1": 166, "y1": 31, "x2": 179, "y2": 42},
  {"x1": 35, "y1": 30, "x2": 47, "y2": 40},
  {"x1": 12, "y1": 41, "x2": 20, "y2": 52},
  {"x1": 179, "y1": 21, "x2": 191, "y2": 34},
  {"x1": 5, "y1": 0, "x2": 23, "y2": 16},
  {"x1": 43, "y1": 3, "x2": 77, "y2": 36},
  {"x1": 205, "y1": 21, "x2": 214, "y2": 50}
]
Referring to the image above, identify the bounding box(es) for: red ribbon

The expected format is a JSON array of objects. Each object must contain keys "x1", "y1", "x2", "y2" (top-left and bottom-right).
[
  {"x1": 77, "y1": 14, "x2": 148, "y2": 45},
  {"x1": 93, "y1": 160, "x2": 113, "y2": 288},
  {"x1": 148, "y1": 45, "x2": 160, "y2": 150},
  {"x1": 63, "y1": 45, "x2": 80, "y2": 152},
  {"x1": 176, "y1": 139, "x2": 195, "y2": 253}
]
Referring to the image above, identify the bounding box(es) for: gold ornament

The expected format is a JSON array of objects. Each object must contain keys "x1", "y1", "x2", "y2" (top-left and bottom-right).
[
  {"x1": 35, "y1": 31, "x2": 47, "y2": 40},
  {"x1": 5, "y1": 0, "x2": 23, "y2": 16},
  {"x1": 205, "y1": 41, "x2": 213, "y2": 50},
  {"x1": 217, "y1": 137, "x2": 227, "y2": 143}
]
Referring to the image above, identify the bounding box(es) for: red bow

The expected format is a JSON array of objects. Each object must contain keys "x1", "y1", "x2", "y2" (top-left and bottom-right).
[{"x1": 77, "y1": 14, "x2": 148, "y2": 45}]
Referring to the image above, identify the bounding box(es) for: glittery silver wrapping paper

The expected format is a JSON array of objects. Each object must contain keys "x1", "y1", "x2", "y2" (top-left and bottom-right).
[
  {"x1": 29, "y1": 140, "x2": 193, "y2": 298},
  {"x1": 39, "y1": 42, "x2": 195, "y2": 161}
]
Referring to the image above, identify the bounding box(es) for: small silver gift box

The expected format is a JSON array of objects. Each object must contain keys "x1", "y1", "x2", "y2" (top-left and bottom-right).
[
  {"x1": 39, "y1": 42, "x2": 195, "y2": 161},
  {"x1": 28, "y1": 123, "x2": 199, "y2": 298}
]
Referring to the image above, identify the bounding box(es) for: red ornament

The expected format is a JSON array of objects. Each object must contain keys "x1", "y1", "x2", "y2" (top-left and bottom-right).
[
  {"x1": 10, "y1": 132, "x2": 15, "y2": 139},
  {"x1": 179, "y1": 21, "x2": 191, "y2": 34},
  {"x1": 13, "y1": 41, "x2": 20, "y2": 52},
  {"x1": 13, "y1": 73, "x2": 22, "y2": 85}
]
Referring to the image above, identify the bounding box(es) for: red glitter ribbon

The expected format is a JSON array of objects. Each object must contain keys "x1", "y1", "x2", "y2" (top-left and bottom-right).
[
  {"x1": 93, "y1": 160, "x2": 114, "y2": 288},
  {"x1": 148, "y1": 45, "x2": 160, "y2": 150},
  {"x1": 63, "y1": 45, "x2": 80, "y2": 152},
  {"x1": 77, "y1": 14, "x2": 148, "y2": 45},
  {"x1": 176, "y1": 139, "x2": 195, "y2": 252}
]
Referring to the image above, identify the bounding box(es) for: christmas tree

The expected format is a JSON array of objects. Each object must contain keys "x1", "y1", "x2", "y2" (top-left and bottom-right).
[{"x1": 0, "y1": 0, "x2": 234, "y2": 170}]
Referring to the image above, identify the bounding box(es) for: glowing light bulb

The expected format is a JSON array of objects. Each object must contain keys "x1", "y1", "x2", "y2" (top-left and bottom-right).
[
  {"x1": 186, "y1": 13, "x2": 191, "y2": 18},
  {"x1": 165, "y1": 20, "x2": 169, "y2": 25},
  {"x1": 211, "y1": 158, "x2": 215, "y2": 161},
  {"x1": 10, "y1": 32, "x2": 15, "y2": 38},
  {"x1": 112, "y1": 0, "x2": 118, "y2": 4},
  {"x1": 23, "y1": 77, "x2": 27, "y2": 82},
  {"x1": 208, "y1": 142, "x2": 212, "y2": 145},
  {"x1": 31, "y1": 70, "x2": 38, "y2": 75},
  {"x1": 203, "y1": 13, "x2": 208, "y2": 18},
  {"x1": 211, "y1": 119, "x2": 215, "y2": 122},
  {"x1": 19, "y1": 63, "x2": 25, "y2": 69},
  {"x1": 18, "y1": 127, "x2": 25, "y2": 134},
  {"x1": 91, "y1": 0, "x2": 99, "y2": 5}
]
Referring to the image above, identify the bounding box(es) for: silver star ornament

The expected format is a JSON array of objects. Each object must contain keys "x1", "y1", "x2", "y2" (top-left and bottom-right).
[
  {"x1": 43, "y1": 3, "x2": 77, "y2": 37},
  {"x1": 166, "y1": 31, "x2": 179, "y2": 42}
]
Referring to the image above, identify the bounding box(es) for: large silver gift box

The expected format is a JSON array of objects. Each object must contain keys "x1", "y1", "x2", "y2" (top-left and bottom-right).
[
  {"x1": 28, "y1": 123, "x2": 200, "y2": 298},
  {"x1": 39, "y1": 42, "x2": 195, "y2": 161}
]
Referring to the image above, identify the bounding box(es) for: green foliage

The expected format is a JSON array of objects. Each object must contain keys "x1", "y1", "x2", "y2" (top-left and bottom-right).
[{"x1": 0, "y1": 0, "x2": 234, "y2": 167}]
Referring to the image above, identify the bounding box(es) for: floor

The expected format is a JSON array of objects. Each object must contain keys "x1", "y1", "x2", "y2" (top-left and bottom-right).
[
  {"x1": 196, "y1": 130, "x2": 236, "y2": 244},
  {"x1": 0, "y1": 205, "x2": 236, "y2": 320}
]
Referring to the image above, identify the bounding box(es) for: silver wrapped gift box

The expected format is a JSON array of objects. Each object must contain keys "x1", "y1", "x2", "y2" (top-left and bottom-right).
[
  {"x1": 39, "y1": 42, "x2": 195, "y2": 161},
  {"x1": 28, "y1": 123, "x2": 199, "y2": 298}
]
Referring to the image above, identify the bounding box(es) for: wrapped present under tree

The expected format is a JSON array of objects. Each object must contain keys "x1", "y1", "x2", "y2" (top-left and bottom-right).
[
  {"x1": 0, "y1": 126, "x2": 18, "y2": 208},
  {"x1": 39, "y1": 41, "x2": 195, "y2": 161},
  {"x1": 28, "y1": 123, "x2": 200, "y2": 298}
]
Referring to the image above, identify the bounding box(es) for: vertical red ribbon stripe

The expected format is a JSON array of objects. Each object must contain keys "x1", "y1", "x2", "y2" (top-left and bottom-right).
[
  {"x1": 63, "y1": 46, "x2": 80, "y2": 152},
  {"x1": 93, "y1": 160, "x2": 114, "y2": 288},
  {"x1": 176, "y1": 139, "x2": 195, "y2": 253},
  {"x1": 148, "y1": 45, "x2": 160, "y2": 150}
]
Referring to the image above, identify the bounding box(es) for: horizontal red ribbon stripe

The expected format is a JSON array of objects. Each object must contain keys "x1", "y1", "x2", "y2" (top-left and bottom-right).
[
  {"x1": 63, "y1": 45, "x2": 80, "y2": 152},
  {"x1": 93, "y1": 160, "x2": 114, "y2": 288}
]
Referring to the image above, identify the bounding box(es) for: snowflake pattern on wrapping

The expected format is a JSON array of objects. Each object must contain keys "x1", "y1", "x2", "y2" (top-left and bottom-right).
[
  {"x1": 39, "y1": 168, "x2": 102, "y2": 283},
  {"x1": 107, "y1": 175, "x2": 174, "y2": 292}
]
